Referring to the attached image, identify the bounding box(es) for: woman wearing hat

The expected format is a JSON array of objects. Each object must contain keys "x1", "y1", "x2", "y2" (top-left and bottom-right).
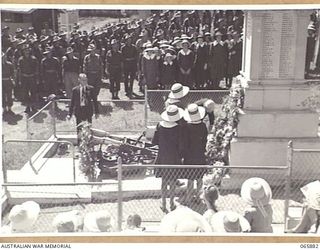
[
  {"x1": 210, "y1": 210, "x2": 251, "y2": 233},
  {"x1": 160, "y1": 52, "x2": 178, "y2": 90},
  {"x1": 141, "y1": 47, "x2": 160, "y2": 90},
  {"x1": 194, "y1": 34, "x2": 209, "y2": 89},
  {"x1": 226, "y1": 31, "x2": 242, "y2": 89},
  {"x1": 152, "y1": 105, "x2": 184, "y2": 213},
  {"x1": 177, "y1": 39, "x2": 195, "y2": 88},
  {"x1": 165, "y1": 82, "x2": 190, "y2": 109},
  {"x1": 287, "y1": 180, "x2": 320, "y2": 234},
  {"x1": 208, "y1": 31, "x2": 227, "y2": 90},
  {"x1": 241, "y1": 177, "x2": 273, "y2": 233},
  {"x1": 182, "y1": 103, "x2": 208, "y2": 199}
]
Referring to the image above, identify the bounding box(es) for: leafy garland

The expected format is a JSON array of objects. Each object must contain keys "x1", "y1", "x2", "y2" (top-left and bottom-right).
[
  {"x1": 78, "y1": 122, "x2": 100, "y2": 181},
  {"x1": 301, "y1": 82, "x2": 320, "y2": 113},
  {"x1": 204, "y1": 78, "x2": 245, "y2": 186}
]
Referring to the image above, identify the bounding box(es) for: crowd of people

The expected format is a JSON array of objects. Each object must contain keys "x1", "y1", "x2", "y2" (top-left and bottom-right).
[
  {"x1": 2, "y1": 179, "x2": 319, "y2": 234},
  {"x1": 1, "y1": 9, "x2": 243, "y2": 114}
]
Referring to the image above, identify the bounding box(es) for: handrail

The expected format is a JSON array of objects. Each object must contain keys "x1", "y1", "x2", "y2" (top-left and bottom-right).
[
  {"x1": 146, "y1": 89, "x2": 230, "y2": 93},
  {"x1": 2, "y1": 182, "x2": 116, "y2": 186},
  {"x1": 292, "y1": 149, "x2": 320, "y2": 152},
  {"x1": 55, "y1": 99, "x2": 145, "y2": 103},
  {"x1": 27, "y1": 101, "x2": 53, "y2": 121},
  {"x1": 3, "y1": 139, "x2": 76, "y2": 183}
]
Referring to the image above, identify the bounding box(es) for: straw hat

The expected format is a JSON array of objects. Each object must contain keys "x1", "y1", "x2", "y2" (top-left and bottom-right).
[
  {"x1": 241, "y1": 177, "x2": 272, "y2": 206},
  {"x1": 159, "y1": 206, "x2": 212, "y2": 233},
  {"x1": 161, "y1": 105, "x2": 184, "y2": 122},
  {"x1": 210, "y1": 211, "x2": 251, "y2": 233},
  {"x1": 168, "y1": 83, "x2": 189, "y2": 99},
  {"x1": 181, "y1": 39, "x2": 190, "y2": 46},
  {"x1": 301, "y1": 180, "x2": 320, "y2": 210},
  {"x1": 184, "y1": 103, "x2": 206, "y2": 122},
  {"x1": 83, "y1": 210, "x2": 116, "y2": 232},
  {"x1": 9, "y1": 201, "x2": 40, "y2": 233},
  {"x1": 203, "y1": 99, "x2": 215, "y2": 113},
  {"x1": 52, "y1": 210, "x2": 84, "y2": 233}
]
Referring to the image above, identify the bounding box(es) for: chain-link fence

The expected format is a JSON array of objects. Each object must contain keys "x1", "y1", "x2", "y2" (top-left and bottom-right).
[
  {"x1": 285, "y1": 143, "x2": 320, "y2": 231},
  {"x1": 26, "y1": 101, "x2": 55, "y2": 140},
  {"x1": 1, "y1": 163, "x2": 289, "y2": 234},
  {"x1": 2, "y1": 140, "x2": 76, "y2": 183},
  {"x1": 146, "y1": 89, "x2": 229, "y2": 127}
]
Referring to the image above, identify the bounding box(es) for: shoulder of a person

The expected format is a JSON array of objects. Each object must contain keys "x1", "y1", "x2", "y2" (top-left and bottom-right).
[{"x1": 244, "y1": 206, "x2": 257, "y2": 214}]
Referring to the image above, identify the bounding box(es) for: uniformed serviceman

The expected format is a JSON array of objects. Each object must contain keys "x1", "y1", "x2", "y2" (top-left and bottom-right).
[
  {"x1": 83, "y1": 44, "x2": 103, "y2": 98},
  {"x1": 2, "y1": 52, "x2": 15, "y2": 113},
  {"x1": 40, "y1": 46, "x2": 61, "y2": 98},
  {"x1": 105, "y1": 39, "x2": 123, "y2": 100},
  {"x1": 121, "y1": 34, "x2": 138, "y2": 98},
  {"x1": 17, "y1": 45, "x2": 39, "y2": 113}
]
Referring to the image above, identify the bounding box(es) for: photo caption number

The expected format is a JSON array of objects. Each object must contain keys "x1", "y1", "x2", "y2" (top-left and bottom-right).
[{"x1": 300, "y1": 244, "x2": 319, "y2": 249}]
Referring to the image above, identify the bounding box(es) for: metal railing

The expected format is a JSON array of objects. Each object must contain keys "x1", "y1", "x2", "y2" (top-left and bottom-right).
[{"x1": 3, "y1": 139, "x2": 76, "y2": 183}]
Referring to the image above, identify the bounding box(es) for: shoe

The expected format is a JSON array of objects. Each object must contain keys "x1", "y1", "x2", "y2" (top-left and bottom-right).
[{"x1": 160, "y1": 206, "x2": 169, "y2": 214}]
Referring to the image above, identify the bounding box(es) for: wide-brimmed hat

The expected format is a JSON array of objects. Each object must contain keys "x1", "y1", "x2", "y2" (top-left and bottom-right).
[
  {"x1": 17, "y1": 39, "x2": 26, "y2": 46},
  {"x1": 160, "y1": 206, "x2": 212, "y2": 233},
  {"x1": 215, "y1": 31, "x2": 223, "y2": 37},
  {"x1": 168, "y1": 83, "x2": 189, "y2": 99},
  {"x1": 2, "y1": 25, "x2": 9, "y2": 31},
  {"x1": 301, "y1": 180, "x2": 320, "y2": 210},
  {"x1": 52, "y1": 210, "x2": 84, "y2": 233},
  {"x1": 181, "y1": 34, "x2": 191, "y2": 40},
  {"x1": 40, "y1": 35, "x2": 49, "y2": 43},
  {"x1": 43, "y1": 46, "x2": 53, "y2": 55},
  {"x1": 66, "y1": 47, "x2": 74, "y2": 54},
  {"x1": 9, "y1": 201, "x2": 40, "y2": 233},
  {"x1": 161, "y1": 105, "x2": 184, "y2": 122},
  {"x1": 181, "y1": 39, "x2": 190, "y2": 46},
  {"x1": 241, "y1": 177, "x2": 272, "y2": 206},
  {"x1": 210, "y1": 211, "x2": 251, "y2": 233},
  {"x1": 110, "y1": 39, "x2": 118, "y2": 45},
  {"x1": 203, "y1": 99, "x2": 215, "y2": 113},
  {"x1": 205, "y1": 32, "x2": 211, "y2": 37},
  {"x1": 83, "y1": 210, "x2": 116, "y2": 232},
  {"x1": 184, "y1": 103, "x2": 206, "y2": 122},
  {"x1": 87, "y1": 44, "x2": 96, "y2": 51},
  {"x1": 52, "y1": 36, "x2": 61, "y2": 43}
]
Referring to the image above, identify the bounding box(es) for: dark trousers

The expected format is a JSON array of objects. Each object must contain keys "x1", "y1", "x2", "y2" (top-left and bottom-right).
[
  {"x1": 43, "y1": 73, "x2": 59, "y2": 97},
  {"x1": 123, "y1": 70, "x2": 136, "y2": 95},
  {"x1": 87, "y1": 72, "x2": 101, "y2": 98},
  {"x1": 109, "y1": 69, "x2": 122, "y2": 97},
  {"x1": 21, "y1": 75, "x2": 37, "y2": 108},
  {"x1": 2, "y1": 80, "x2": 13, "y2": 108}
]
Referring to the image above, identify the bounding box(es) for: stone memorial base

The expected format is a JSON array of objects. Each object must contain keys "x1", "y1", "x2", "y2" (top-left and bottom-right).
[
  {"x1": 230, "y1": 137, "x2": 320, "y2": 166},
  {"x1": 237, "y1": 110, "x2": 319, "y2": 138}
]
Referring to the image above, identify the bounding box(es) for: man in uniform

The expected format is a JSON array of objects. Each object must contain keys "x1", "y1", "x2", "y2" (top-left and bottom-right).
[
  {"x1": 105, "y1": 39, "x2": 123, "y2": 99},
  {"x1": 17, "y1": 45, "x2": 39, "y2": 113},
  {"x1": 62, "y1": 47, "x2": 80, "y2": 99},
  {"x1": 83, "y1": 44, "x2": 103, "y2": 98},
  {"x1": 40, "y1": 47, "x2": 61, "y2": 98},
  {"x1": 121, "y1": 34, "x2": 138, "y2": 98},
  {"x1": 2, "y1": 26, "x2": 12, "y2": 53},
  {"x1": 2, "y1": 52, "x2": 15, "y2": 113}
]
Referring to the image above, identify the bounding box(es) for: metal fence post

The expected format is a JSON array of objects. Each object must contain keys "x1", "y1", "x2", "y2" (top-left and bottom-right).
[
  {"x1": 50, "y1": 100, "x2": 57, "y2": 138},
  {"x1": 144, "y1": 85, "x2": 148, "y2": 130},
  {"x1": 117, "y1": 157, "x2": 123, "y2": 232},
  {"x1": 284, "y1": 140, "x2": 293, "y2": 231}
]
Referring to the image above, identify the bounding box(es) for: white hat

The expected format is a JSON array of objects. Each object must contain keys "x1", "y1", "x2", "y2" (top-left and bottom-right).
[
  {"x1": 241, "y1": 177, "x2": 272, "y2": 206},
  {"x1": 301, "y1": 180, "x2": 320, "y2": 210},
  {"x1": 159, "y1": 206, "x2": 212, "y2": 233},
  {"x1": 203, "y1": 99, "x2": 215, "y2": 113},
  {"x1": 161, "y1": 105, "x2": 184, "y2": 122},
  {"x1": 83, "y1": 210, "x2": 116, "y2": 232},
  {"x1": 184, "y1": 103, "x2": 206, "y2": 122},
  {"x1": 210, "y1": 211, "x2": 251, "y2": 233},
  {"x1": 52, "y1": 210, "x2": 84, "y2": 233},
  {"x1": 168, "y1": 83, "x2": 190, "y2": 99},
  {"x1": 9, "y1": 201, "x2": 40, "y2": 233}
]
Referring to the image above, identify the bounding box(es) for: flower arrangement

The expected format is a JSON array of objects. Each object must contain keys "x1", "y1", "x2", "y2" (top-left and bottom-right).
[{"x1": 78, "y1": 122, "x2": 100, "y2": 181}]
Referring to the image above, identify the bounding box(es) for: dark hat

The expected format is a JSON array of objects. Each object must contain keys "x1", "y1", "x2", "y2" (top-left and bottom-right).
[
  {"x1": 43, "y1": 46, "x2": 53, "y2": 55},
  {"x1": 110, "y1": 39, "x2": 118, "y2": 45},
  {"x1": 66, "y1": 47, "x2": 74, "y2": 54},
  {"x1": 16, "y1": 27, "x2": 24, "y2": 33},
  {"x1": 52, "y1": 36, "x2": 61, "y2": 43},
  {"x1": 156, "y1": 29, "x2": 164, "y2": 37},
  {"x1": 59, "y1": 31, "x2": 67, "y2": 37},
  {"x1": 17, "y1": 39, "x2": 26, "y2": 46},
  {"x1": 40, "y1": 35, "x2": 49, "y2": 43}
]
